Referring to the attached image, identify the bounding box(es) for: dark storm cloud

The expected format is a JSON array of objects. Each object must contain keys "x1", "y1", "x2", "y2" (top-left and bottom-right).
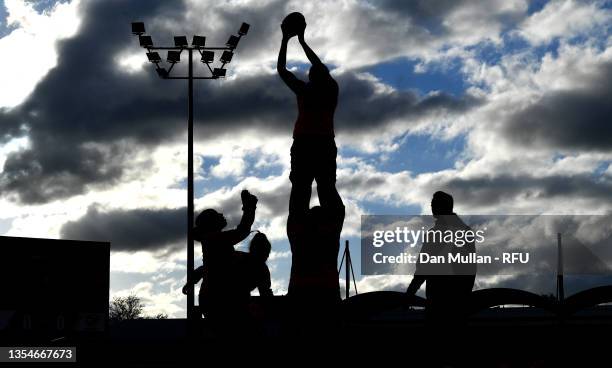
[
  {"x1": 59, "y1": 183, "x2": 289, "y2": 252},
  {"x1": 373, "y1": 0, "x2": 467, "y2": 17},
  {"x1": 372, "y1": 0, "x2": 479, "y2": 32},
  {"x1": 61, "y1": 205, "x2": 186, "y2": 251},
  {"x1": 371, "y1": 0, "x2": 527, "y2": 35},
  {"x1": 194, "y1": 70, "x2": 482, "y2": 138},
  {"x1": 503, "y1": 62, "x2": 612, "y2": 152},
  {"x1": 442, "y1": 174, "x2": 612, "y2": 208},
  {"x1": 333, "y1": 166, "x2": 612, "y2": 213},
  {"x1": 335, "y1": 74, "x2": 480, "y2": 134},
  {"x1": 338, "y1": 171, "x2": 387, "y2": 191},
  {"x1": 1, "y1": 141, "x2": 130, "y2": 203},
  {"x1": 0, "y1": 0, "x2": 189, "y2": 203},
  {"x1": 0, "y1": 0, "x2": 479, "y2": 204},
  {"x1": 208, "y1": 0, "x2": 288, "y2": 62}
]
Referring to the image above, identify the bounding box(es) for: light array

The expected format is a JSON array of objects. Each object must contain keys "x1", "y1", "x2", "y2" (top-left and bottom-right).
[{"x1": 130, "y1": 21, "x2": 249, "y2": 79}]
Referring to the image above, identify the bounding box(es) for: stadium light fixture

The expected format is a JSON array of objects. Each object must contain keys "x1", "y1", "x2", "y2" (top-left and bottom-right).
[
  {"x1": 174, "y1": 36, "x2": 188, "y2": 47},
  {"x1": 139, "y1": 35, "x2": 153, "y2": 48},
  {"x1": 167, "y1": 50, "x2": 181, "y2": 63},
  {"x1": 213, "y1": 68, "x2": 226, "y2": 78},
  {"x1": 131, "y1": 22, "x2": 145, "y2": 35},
  {"x1": 220, "y1": 51, "x2": 233, "y2": 64},
  {"x1": 238, "y1": 22, "x2": 250, "y2": 36},
  {"x1": 192, "y1": 36, "x2": 206, "y2": 47},
  {"x1": 146, "y1": 52, "x2": 161, "y2": 63},
  {"x1": 201, "y1": 51, "x2": 214, "y2": 63},
  {"x1": 226, "y1": 35, "x2": 239, "y2": 49}
]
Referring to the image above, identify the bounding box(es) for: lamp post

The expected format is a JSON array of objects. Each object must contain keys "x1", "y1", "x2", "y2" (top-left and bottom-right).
[{"x1": 131, "y1": 21, "x2": 249, "y2": 323}]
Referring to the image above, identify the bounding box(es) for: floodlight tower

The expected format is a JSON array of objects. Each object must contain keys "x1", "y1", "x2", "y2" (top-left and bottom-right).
[{"x1": 131, "y1": 21, "x2": 250, "y2": 322}]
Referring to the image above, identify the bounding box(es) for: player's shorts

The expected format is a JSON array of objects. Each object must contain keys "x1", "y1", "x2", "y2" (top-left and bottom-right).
[{"x1": 289, "y1": 136, "x2": 337, "y2": 184}]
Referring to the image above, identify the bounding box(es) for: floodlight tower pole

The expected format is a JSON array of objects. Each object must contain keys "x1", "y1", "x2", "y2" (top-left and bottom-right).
[
  {"x1": 187, "y1": 47, "x2": 195, "y2": 323},
  {"x1": 131, "y1": 21, "x2": 249, "y2": 328}
]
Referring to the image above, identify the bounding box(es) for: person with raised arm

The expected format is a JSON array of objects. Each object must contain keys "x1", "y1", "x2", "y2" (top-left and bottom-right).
[
  {"x1": 278, "y1": 13, "x2": 344, "y2": 321},
  {"x1": 183, "y1": 231, "x2": 273, "y2": 299},
  {"x1": 192, "y1": 189, "x2": 258, "y2": 329},
  {"x1": 277, "y1": 12, "x2": 341, "y2": 215}
]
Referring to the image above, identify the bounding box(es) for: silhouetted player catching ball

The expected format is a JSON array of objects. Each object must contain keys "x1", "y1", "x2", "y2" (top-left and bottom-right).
[{"x1": 278, "y1": 13, "x2": 344, "y2": 315}]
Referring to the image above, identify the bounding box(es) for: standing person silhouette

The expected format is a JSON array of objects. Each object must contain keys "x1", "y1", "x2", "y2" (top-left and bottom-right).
[
  {"x1": 242, "y1": 232, "x2": 274, "y2": 298},
  {"x1": 278, "y1": 13, "x2": 344, "y2": 325},
  {"x1": 277, "y1": 12, "x2": 341, "y2": 215},
  {"x1": 192, "y1": 189, "x2": 258, "y2": 334},
  {"x1": 406, "y1": 191, "x2": 476, "y2": 326}
]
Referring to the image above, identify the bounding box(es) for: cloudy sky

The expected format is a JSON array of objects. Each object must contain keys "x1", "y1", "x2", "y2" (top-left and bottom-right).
[{"x1": 0, "y1": 0, "x2": 611, "y2": 317}]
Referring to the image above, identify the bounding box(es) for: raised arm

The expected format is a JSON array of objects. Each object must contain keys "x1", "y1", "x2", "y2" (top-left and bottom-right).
[
  {"x1": 277, "y1": 28, "x2": 305, "y2": 94},
  {"x1": 298, "y1": 33, "x2": 324, "y2": 67},
  {"x1": 204, "y1": 190, "x2": 258, "y2": 248}
]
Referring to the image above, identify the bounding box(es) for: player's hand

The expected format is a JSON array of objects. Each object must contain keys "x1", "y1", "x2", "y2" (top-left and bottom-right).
[
  {"x1": 296, "y1": 22, "x2": 306, "y2": 40},
  {"x1": 182, "y1": 283, "x2": 193, "y2": 296},
  {"x1": 281, "y1": 22, "x2": 295, "y2": 40},
  {"x1": 241, "y1": 189, "x2": 258, "y2": 208}
]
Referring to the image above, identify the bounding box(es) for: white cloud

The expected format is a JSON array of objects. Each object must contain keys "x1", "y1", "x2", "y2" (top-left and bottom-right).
[
  {"x1": 268, "y1": 250, "x2": 290, "y2": 261},
  {"x1": 110, "y1": 249, "x2": 184, "y2": 274},
  {"x1": 518, "y1": 0, "x2": 611, "y2": 45},
  {"x1": 0, "y1": 0, "x2": 81, "y2": 108},
  {"x1": 183, "y1": 0, "x2": 531, "y2": 72},
  {"x1": 0, "y1": 136, "x2": 29, "y2": 171},
  {"x1": 210, "y1": 149, "x2": 247, "y2": 178},
  {"x1": 353, "y1": 275, "x2": 411, "y2": 294},
  {"x1": 0, "y1": 142, "x2": 188, "y2": 237},
  {"x1": 114, "y1": 51, "x2": 147, "y2": 75}
]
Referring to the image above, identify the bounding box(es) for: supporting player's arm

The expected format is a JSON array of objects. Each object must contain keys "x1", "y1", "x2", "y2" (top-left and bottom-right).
[
  {"x1": 182, "y1": 265, "x2": 205, "y2": 295},
  {"x1": 277, "y1": 26, "x2": 305, "y2": 94},
  {"x1": 407, "y1": 245, "x2": 428, "y2": 295}
]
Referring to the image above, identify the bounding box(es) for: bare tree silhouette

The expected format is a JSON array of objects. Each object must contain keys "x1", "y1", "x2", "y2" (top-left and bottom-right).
[{"x1": 109, "y1": 294, "x2": 145, "y2": 321}]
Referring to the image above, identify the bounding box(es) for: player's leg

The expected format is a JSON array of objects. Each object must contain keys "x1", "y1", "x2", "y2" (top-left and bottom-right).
[
  {"x1": 315, "y1": 138, "x2": 341, "y2": 209},
  {"x1": 289, "y1": 138, "x2": 314, "y2": 214}
]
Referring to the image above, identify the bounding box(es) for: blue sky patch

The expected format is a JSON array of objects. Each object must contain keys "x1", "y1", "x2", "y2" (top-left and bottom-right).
[
  {"x1": 365, "y1": 57, "x2": 467, "y2": 96},
  {"x1": 360, "y1": 200, "x2": 422, "y2": 216},
  {"x1": 0, "y1": 217, "x2": 12, "y2": 234},
  {"x1": 527, "y1": 0, "x2": 550, "y2": 15},
  {"x1": 25, "y1": 0, "x2": 71, "y2": 13},
  {"x1": 0, "y1": 1, "x2": 15, "y2": 38},
  {"x1": 340, "y1": 133, "x2": 466, "y2": 175}
]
